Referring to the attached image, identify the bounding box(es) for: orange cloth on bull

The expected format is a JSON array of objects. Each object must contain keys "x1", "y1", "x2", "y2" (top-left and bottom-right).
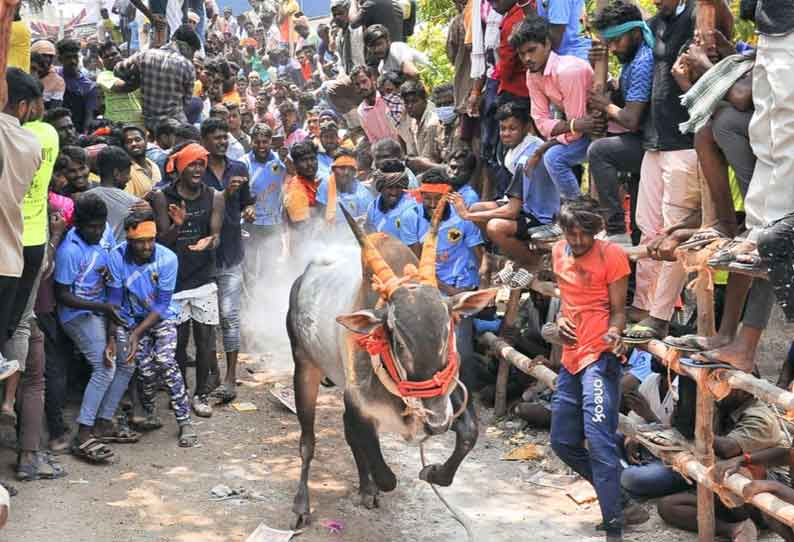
[
  {"x1": 166, "y1": 143, "x2": 209, "y2": 174},
  {"x1": 283, "y1": 175, "x2": 320, "y2": 223},
  {"x1": 552, "y1": 239, "x2": 631, "y2": 375}
]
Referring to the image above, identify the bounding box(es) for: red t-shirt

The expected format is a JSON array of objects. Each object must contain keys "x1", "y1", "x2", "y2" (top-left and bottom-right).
[
  {"x1": 496, "y1": 4, "x2": 529, "y2": 98},
  {"x1": 552, "y1": 239, "x2": 630, "y2": 374}
]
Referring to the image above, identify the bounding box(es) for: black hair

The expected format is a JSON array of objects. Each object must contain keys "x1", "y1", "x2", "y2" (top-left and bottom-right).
[
  {"x1": 43, "y1": 107, "x2": 72, "y2": 125},
  {"x1": 377, "y1": 70, "x2": 405, "y2": 89},
  {"x1": 372, "y1": 137, "x2": 403, "y2": 159},
  {"x1": 6, "y1": 67, "x2": 43, "y2": 106},
  {"x1": 378, "y1": 158, "x2": 405, "y2": 174},
  {"x1": 399, "y1": 79, "x2": 427, "y2": 99},
  {"x1": 448, "y1": 145, "x2": 477, "y2": 171},
  {"x1": 200, "y1": 118, "x2": 229, "y2": 138},
  {"x1": 355, "y1": 140, "x2": 373, "y2": 168},
  {"x1": 591, "y1": 0, "x2": 644, "y2": 31},
  {"x1": 250, "y1": 123, "x2": 273, "y2": 138},
  {"x1": 98, "y1": 40, "x2": 120, "y2": 57},
  {"x1": 56, "y1": 38, "x2": 81, "y2": 56},
  {"x1": 557, "y1": 196, "x2": 606, "y2": 236},
  {"x1": 74, "y1": 193, "x2": 108, "y2": 225},
  {"x1": 298, "y1": 92, "x2": 317, "y2": 110},
  {"x1": 97, "y1": 145, "x2": 132, "y2": 180},
  {"x1": 60, "y1": 145, "x2": 87, "y2": 165},
  {"x1": 508, "y1": 13, "x2": 549, "y2": 50},
  {"x1": 175, "y1": 123, "x2": 200, "y2": 142},
  {"x1": 363, "y1": 24, "x2": 390, "y2": 47},
  {"x1": 432, "y1": 83, "x2": 454, "y2": 100},
  {"x1": 349, "y1": 64, "x2": 377, "y2": 80},
  {"x1": 155, "y1": 119, "x2": 180, "y2": 138},
  {"x1": 290, "y1": 140, "x2": 318, "y2": 161},
  {"x1": 172, "y1": 24, "x2": 202, "y2": 52},
  {"x1": 124, "y1": 208, "x2": 156, "y2": 231},
  {"x1": 277, "y1": 100, "x2": 297, "y2": 116},
  {"x1": 420, "y1": 166, "x2": 451, "y2": 185},
  {"x1": 206, "y1": 57, "x2": 233, "y2": 78},
  {"x1": 121, "y1": 124, "x2": 146, "y2": 140},
  {"x1": 495, "y1": 101, "x2": 530, "y2": 124}
]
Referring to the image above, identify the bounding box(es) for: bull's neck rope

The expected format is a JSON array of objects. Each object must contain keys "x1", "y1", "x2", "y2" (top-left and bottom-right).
[{"x1": 354, "y1": 325, "x2": 459, "y2": 415}]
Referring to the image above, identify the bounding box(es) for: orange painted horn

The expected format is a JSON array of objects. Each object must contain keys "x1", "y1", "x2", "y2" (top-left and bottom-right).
[
  {"x1": 417, "y1": 196, "x2": 447, "y2": 287},
  {"x1": 339, "y1": 205, "x2": 401, "y2": 298},
  {"x1": 0, "y1": 0, "x2": 20, "y2": 111}
]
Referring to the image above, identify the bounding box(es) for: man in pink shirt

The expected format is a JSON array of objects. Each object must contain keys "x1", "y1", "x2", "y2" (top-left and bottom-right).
[
  {"x1": 511, "y1": 14, "x2": 604, "y2": 199},
  {"x1": 351, "y1": 64, "x2": 400, "y2": 145}
]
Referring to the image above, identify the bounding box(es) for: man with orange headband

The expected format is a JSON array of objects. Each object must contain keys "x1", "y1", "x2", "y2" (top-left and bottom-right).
[
  {"x1": 107, "y1": 209, "x2": 198, "y2": 448},
  {"x1": 316, "y1": 148, "x2": 374, "y2": 226},
  {"x1": 151, "y1": 141, "x2": 224, "y2": 418}
]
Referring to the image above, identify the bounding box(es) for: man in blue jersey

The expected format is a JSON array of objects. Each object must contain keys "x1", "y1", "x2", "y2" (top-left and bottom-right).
[
  {"x1": 365, "y1": 161, "x2": 419, "y2": 240},
  {"x1": 536, "y1": 0, "x2": 592, "y2": 59},
  {"x1": 447, "y1": 146, "x2": 480, "y2": 207},
  {"x1": 241, "y1": 123, "x2": 287, "y2": 277},
  {"x1": 107, "y1": 210, "x2": 198, "y2": 448},
  {"x1": 317, "y1": 149, "x2": 375, "y2": 226},
  {"x1": 316, "y1": 121, "x2": 341, "y2": 181}
]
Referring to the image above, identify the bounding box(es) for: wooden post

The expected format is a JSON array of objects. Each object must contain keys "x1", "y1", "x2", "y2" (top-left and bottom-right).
[
  {"x1": 480, "y1": 332, "x2": 558, "y2": 390},
  {"x1": 590, "y1": 0, "x2": 610, "y2": 140},
  {"x1": 494, "y1": 288, "x2": 522, "y2": 417},
  {"x1": 697, "y1": 0, "x2": 716, "y2": 51},
  {"x1": 695, "y1": 374, "x2": 716, "y2": 541}
]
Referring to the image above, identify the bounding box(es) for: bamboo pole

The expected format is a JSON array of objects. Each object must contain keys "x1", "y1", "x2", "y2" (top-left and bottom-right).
[
  {"x1": 494, "y1": 288, "x2": 523, "y2": 416},
  {"x1": 696, "y1": 376, "x2": 716, "y2": 541},
  {"x1": 697, "y1": 0, "x2": 716, "y2": 51},
  {"x1": 480, "y1": 332, "x2": 558, "y2": 390},
  {"x1": 589, "y1": 0, "x2": 610, "y2": 140}
]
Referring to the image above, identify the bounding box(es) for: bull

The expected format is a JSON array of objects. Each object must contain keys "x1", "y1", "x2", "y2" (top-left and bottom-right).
[{"x1": 286, "y1": 204, "x2": 496, "y2": 528}]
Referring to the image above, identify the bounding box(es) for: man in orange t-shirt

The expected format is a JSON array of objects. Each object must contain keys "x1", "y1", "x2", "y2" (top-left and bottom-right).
[{"x1": 549, "y1": 196, "x2": 633, "y2": 542}]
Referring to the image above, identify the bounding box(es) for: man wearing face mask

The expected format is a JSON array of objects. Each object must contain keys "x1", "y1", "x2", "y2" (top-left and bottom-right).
[{"x1": 400, "y1": 80, "x2": 445, "y2": 174}]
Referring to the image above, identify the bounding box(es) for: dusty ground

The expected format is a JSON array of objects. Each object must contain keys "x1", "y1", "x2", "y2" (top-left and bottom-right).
[{"x1": 2, "y1": 297, "x2": 792, "y2": 541}]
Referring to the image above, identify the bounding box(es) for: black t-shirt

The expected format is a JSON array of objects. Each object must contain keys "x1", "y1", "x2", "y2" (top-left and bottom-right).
[
  {"x1": 743, "y1": 0, "x2": 794, "y2": 35},
  {"x1": 359, "y1": 0, "x2": 405, "y2": 43},
  {"x1": 643, "y1": 0, "x2": 696, "y2": 152}
]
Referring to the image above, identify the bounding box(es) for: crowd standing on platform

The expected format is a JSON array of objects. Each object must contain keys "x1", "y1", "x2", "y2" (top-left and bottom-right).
[{"x1": 1, "y1": 0, "x2": 794, "y2": 540}]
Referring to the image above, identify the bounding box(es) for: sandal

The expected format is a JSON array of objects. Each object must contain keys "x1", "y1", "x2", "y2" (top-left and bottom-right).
[
  {"x1": 662, "y1": 334, "x2": 710, "y2": 353},
  {"x1": 622, "y1": 323, "x2": 664, "y2": 344},
  {"x1": 681, "y1": 355, "x2": 736, "y2": 371},
  {"x1": 135, "y1": 413, "x2": 163, "y2": 432},
  {"x1": 211, "y1": 384, "x2": 238, "y2": 404},
  {"x1": 727, "y1": 253, "x2": 770, "y2": 278},
  {"x1": 677, "y1": 228, "x2": 730, "y2": 250},
  {"x1": 96, "y1": 424, "x2": 141, "y2": 444},
  {"x1": 493, "y1": 262, "x2": 515, "y2": 286},
  {"x1": 178, "y1": 425, "x2": 199, "y2": 448},
  {"x1": 16, "y1": 452, "x2": 67, "y2": 481},
  {"x1": 72, "y1": 437, "x2": 115, "y2": 464}
]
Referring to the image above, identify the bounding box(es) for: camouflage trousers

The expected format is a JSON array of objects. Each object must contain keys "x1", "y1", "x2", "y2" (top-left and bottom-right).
[{"x1": 128, "y1": 319, "x2": 191, "y2": 426}]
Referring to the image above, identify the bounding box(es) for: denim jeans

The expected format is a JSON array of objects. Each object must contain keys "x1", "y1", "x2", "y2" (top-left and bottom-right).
[
  {"x1": 551, "y1": 352, "x2": 623, "y2": 535},
  {"x1": 543, "y1": 137, "x2": 590, "y2": 200},
  {"x1": 621, "y1": 460, "x2": 689, "y2": 499},
  {"x1": 63, "y1": 313, "x2": 135, "y2": 427},
  {"x1": 217, "y1": 263, "x2": 243, "y2": 353}
]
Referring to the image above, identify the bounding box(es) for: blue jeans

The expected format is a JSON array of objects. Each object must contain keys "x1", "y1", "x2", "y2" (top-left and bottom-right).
[
  {"x1": 63, "y1": 313, "x2": 135, "y2": 427},
  {"x1": 621, "y1": 460, "x2": 689, "y2": 499},
  {"x1": 217, "y1": 263, "x2": 243, "y2": 353},
  {"x1": 543, "y1": 136, "x2": 590, "y2": 200},
  {"x1": 551, "y1": 352, "x2": 623, "y2": 535}
]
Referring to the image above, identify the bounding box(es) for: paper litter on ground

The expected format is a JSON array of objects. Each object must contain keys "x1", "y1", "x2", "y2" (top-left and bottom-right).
[{"x1": 245, "y1": 522, "x2": 296, "y2": 542}]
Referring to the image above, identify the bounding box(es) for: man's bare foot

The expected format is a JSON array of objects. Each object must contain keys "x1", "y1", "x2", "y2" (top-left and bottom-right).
[
  {"x1": 627, "y1": 306, "x2": 649, "y2": 323},
  {"x1": 731, "y1": 518, "x2": 757, "y2": 542},
  {"x1": 695, "y1": 341, "x2": 756, "y2": 373},
  {"x1": 625, "y1": 316, "x2": 669, "y2": 340}
]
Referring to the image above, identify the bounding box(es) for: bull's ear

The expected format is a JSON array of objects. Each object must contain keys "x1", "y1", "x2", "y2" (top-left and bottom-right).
[
  {"x1": 336, "y1": 310, "x2": 385, "y2": 334},
  {"x1": 448, "y1": 288, "x2": 498, "y2": 318}
]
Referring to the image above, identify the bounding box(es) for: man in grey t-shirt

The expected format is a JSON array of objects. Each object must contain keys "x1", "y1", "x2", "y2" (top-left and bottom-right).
[
  {"x1": 363, "y1": 24, "x2": 428, "y2": 79},
  {"x1": 92, "y1": 145, "x2": 143, "y2": 243}
]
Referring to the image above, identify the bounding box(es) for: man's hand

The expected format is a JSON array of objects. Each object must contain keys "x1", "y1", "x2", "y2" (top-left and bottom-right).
[
  {"x1": 104, "y1": 336, "x2": 116, "y2": 368},
  {"x1": 742, "y1": 479, "x2": 784, "y2": 501},
  {"x1": 243, "y1": 205, "x2": 256, "y2": 223},
  {"x1": 603, "y1": 326, "x2": 626, "y2": 356},
  {"x1": 587, "y1": 89, "x2": 612, "y2": 114},
  {"x1": 625, "y1": 437, "x2": 645, "y2": 465},
  {"x1": 168, "y1": 201, "x2": 187, "y2": 226},
  {"x1": 104, "y1": 304, "x2": 126, "y2": 326},
  {"x1": 686, "y1": 41, "x2": 714, "y2": 81},
  {"x1": 647, "y1": 235, "x2": 680, "y2": 261},
  {"x1": 709, "y1": 456, "x2": 743, "y2": 485},
  {"x1": 571, "y1": 114, "x2": 607, "y2": 136},
  {"x1": 49, "y1": 211, "x2": 67, "y2": 240},
  {"x1": 556, "y1": 316, "x2": 577, "y2": 345},
  {"x1": 189, "y1": 235, "x2": 216, "y2": 251},
  {"x1": 672, "y1": 54, "x2": 693, "y2": 91},
  {"x1": 225, "y1": 175, "x2": 247, "y2": 197},
  {"x1": 466, "y1": 90, "x2": 481, "y2": 118},
  {"x1": 126, "y1": 332, "x2": 139, "y2": 364},
  {"x1": 448, "y1": 193, "x2": 470, "y2": 220},
  {"x1": 711, "y1": 29, "x2": 735, "y2": 61},
  {"x1": 588, "y1": 42, "x2": 608, "y2": 67}
]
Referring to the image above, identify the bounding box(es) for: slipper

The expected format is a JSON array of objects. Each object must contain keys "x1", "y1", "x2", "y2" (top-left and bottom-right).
[
  {"x1": 135, "y1": 413, "x2": 163, "y2": 431},
  {"x1": 16, "y1": 452, "x2": 67, "y2": 482},
  {"x1": 211, "y1": 385, "x2": 238, "y2": 404},
  {"x1": 677, "y1": 228, "x2": 730, "y2": 250},
  {"x1": 727, "y1": 254, "x2": 770, "y2": 278},
  {"x1": 622, "y1": 323, "x2": 663, "y2": 343},
  {"x1": 71, "y1": 437, "x2": 114, "y2": 464},
  {"x1": 178, "y1": 425, "x2": 199, "y2": 448},
  {"x1": 96, "y1": 419, "x2": 141, "y2": 443},
  {"x1": 681, "y1": 356, "x2": 736, "y2": 371},
  {"x1": 493, "y1": 263, "x2": 515, "y2": 286},
  {"x1": 662, "y1": 335, "x2": 709, "y2": 353}
]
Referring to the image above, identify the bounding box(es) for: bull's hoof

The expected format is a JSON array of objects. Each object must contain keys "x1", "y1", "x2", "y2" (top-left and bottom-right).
[
  {"x1": 291, "y1": 511, "x2": 311, "y2": 530},
  {"x1": 373, "y1": 468, "x2": 397, "y2": 492},
  {"x1": 359, "y1": 490, "x2": 380, "y2": 509},
  {"x1": 419, "y1": 464, "x2": 454, "y2": 487}
]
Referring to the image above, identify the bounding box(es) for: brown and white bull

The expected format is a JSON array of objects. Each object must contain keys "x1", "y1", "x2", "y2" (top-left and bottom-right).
[{"x1": 286, "y1": 205, "x2": 495, "y2": 528}]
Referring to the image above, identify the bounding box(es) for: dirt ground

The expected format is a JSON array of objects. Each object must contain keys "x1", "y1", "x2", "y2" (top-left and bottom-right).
[{"x1": 2, "y1": 297, "x2": 792, "y2": 542}]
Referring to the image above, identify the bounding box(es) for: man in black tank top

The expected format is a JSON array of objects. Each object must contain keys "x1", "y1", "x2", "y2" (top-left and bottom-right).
[{"x1": 151, "y1": 143, "x2": 224, "y2": 418}]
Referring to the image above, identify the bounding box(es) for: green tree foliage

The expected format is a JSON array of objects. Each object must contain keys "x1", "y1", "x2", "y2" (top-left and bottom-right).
[{"x1": 409, "y1": 21, "x2": 455, "y2": 91}]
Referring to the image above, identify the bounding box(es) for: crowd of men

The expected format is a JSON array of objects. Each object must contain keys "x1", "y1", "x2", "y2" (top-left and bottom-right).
[{"x1": 1, "y1": 0, "x2": 794, "y2": 540}]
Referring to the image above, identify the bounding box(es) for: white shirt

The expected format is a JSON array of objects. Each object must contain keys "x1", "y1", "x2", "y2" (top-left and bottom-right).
[{"x1": 379, "y1": 41, "x2": 429, "y2": 75}]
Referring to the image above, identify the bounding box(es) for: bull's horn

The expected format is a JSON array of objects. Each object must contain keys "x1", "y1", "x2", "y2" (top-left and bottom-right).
[
  {"x1": 340, "y1": 205, "x2": 400, "y2": 297},
  {"x1": 418, "y1": 196, "x2": 447, "y2": 287}
]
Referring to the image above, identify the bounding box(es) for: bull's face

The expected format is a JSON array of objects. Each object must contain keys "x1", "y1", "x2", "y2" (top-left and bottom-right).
[{"x1": 338, "y1": 285, "x2": 496, "y2": 436}]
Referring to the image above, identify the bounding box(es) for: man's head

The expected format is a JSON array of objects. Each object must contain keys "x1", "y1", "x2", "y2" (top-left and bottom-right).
[
  {"x1": 224, "y1": 6, "x2": 233, "y2": 19},
  {"x1": 99, "y1": 41, "x2": 123, "y2": 70},
  {"x1": 100, "y1": 7, "x2": 110, "y2": 19},
  {"x1": 241, "y1": 109, "x2": 255, "y2": 134},
  {"x1": 294, "y1": 17, "x2": 310, "y2": 39},
  {"x1": 509, "y1": 14, "x2": 552, "y2": 74},
  {"x1": 175, "y1": 123, "x2": 201, "y2": 146},
  {"x1": 278, "y1": 101, "x2": 299, "y2": 132},
  {"x1": 201, "y1": 118, "x2": 230, "y2": 158},
  {"x1": 248, "y1": 71, "x2": 262, "y2": 93},
  {"x1": 244, "y1": 20, "x2": 255, "y2": 36},
  {"x1": 226, "y1": 102, "x2": 242, "y2": 132},
  {"x1": 74, "y1": 193, "x2": 108, "y2": 245},
  {"x1": 210, "y1": 103, "x2": 230, "y2": 124},
  {"x1": 170, "y1": 141, "x2": 209, "y2": 189},
  {"x1": 364, "y1": 24, "x2": 391, "y2": 62},
  {"x1": 491, "y1": 0, "x2": 517, "y2": 15},
  {"x1": 317, "y1": 23, "x2": 330, "y2": 42},
  {"x1": 57, "y1": 146, "x2": 90, "y2": 193},
  {"x1": 654, "y1": 0, "x2": 683, "y2": 19},
  {"x1": 97, "y1": 145, "x2": 132, "y2": 189},
  {"x1": 187, "y1": 9, "x2": 201, "y2": 30},
  {"x1": 558, "y1": 196, "x2": 605, "y2": 257},
  {"x1": 56, "y1": 38, "x2": 81, "y2": 78},
  {"x1": 447, "y1": 146, "x2": 476, "y2": 189},
  {"x1": 399, "y1": 80, "x2": 428, "y2": 121},
  {"x1": 331, "y1": 0, "x2": 351, "y2": 28},
  {"x1": 30, "y1": 40, "x2": 57, "y2": 79},
  {"x1": 155, "y1": 119, "x2": 179, "y2": 150},
  {"x1": 332, "y1": 148, "x2": 357, "y2": 191},
  {"x1": 419, "y1": 167, "x2": 452, "y2": 217},
  {"x1": 4, "y1": 67, "x2": 44, "y2": 123},
  {"x1": 371, "y1": 138, "x2": 403, "y2": 170},
  {"x1": 377, "y1": 70, "x2": 404, "y2": 96},
  {"x1": 172, "y1": 24, "x2": 202, "y2": 60},
  {"x1": 373, "y1": 161, "x2": 408, "y2": 209},
  {"x1": 355, "y1": 143, "x2": 373, "y2": 178},
  {"x1": 237, "y1": 74, "x2": 249, "y2": 96},
  {"x1": 290, "y1": 140, "x2": 319, "y2": 179},
  {"x1": 350, "y1": 64, "x2": 378, "y2": 100},
  {"x1": 591, "y1": 0, "x2": 645, "y2": 64},
  {"x1": 255, "y1": 89, "x2": 270, "y2": 111},
  {"x1": 495, "y1": 101, "x2": 531, "y2": 148},
  {"x1": 122, "y1": 126, "x2": 147, "y2": 159},
  {"x1": 44, "y1": 107, "x2": 79, "y2": 147},
  {"x1": 250, "y1": 123, "x2": 273, "y2": 162},
  {"x1": 318, "y1": 121, "x2": 339, "y2": 155},
  {"x1": 124, "y1": 209, "x2": 157, "y2": 262}
]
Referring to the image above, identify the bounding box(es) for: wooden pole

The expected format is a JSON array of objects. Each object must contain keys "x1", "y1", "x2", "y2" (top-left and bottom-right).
[
  {"x1": 696, "y1": 0, "x2": 716, "y2": 51},
  {"x1": 0, "y1": 0, "x2": 19, "y2": 110},
  {"x1": 494, "y1": 288, "x2": 523, "y2": 417},
  {"x1": 695, "y1": 375, "x2": 716, "y2": 541},
  {"x1": 480, "y1": 332, "x2": 558, "y2": 390},
  {"x1": 590, "y1": 0, "x2": 610, "y2": 140}
]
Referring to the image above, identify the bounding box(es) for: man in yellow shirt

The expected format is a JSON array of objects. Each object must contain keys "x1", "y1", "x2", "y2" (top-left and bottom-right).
[
  {"x1": 8, "y1": 5, "x2": 30, "y2": 73},
  {"x1": 121, "y1": 125, "x2": 161, "y2": 197}
]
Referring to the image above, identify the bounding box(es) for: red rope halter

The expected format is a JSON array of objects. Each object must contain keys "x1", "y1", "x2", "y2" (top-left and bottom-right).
[{"x1": 355, "y1": 325, "x2": 459, "y2": 399}]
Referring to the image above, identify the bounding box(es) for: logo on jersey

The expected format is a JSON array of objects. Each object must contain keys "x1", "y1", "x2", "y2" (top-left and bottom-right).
[{"x1": 447, "y1": 228, "x2": 462, "y2": 244}]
